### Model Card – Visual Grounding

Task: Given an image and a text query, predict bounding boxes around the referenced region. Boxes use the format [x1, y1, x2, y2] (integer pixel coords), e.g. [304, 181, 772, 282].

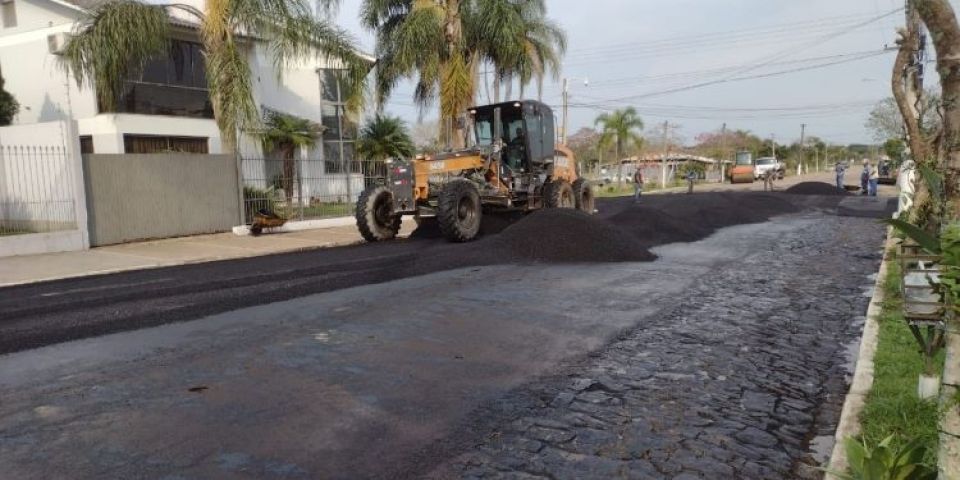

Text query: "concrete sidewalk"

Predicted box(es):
[0, 221, 415, 287]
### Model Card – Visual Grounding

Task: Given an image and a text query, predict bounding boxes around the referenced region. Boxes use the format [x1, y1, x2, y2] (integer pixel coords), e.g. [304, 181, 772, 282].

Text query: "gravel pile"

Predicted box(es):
[486, 209, 655, 263]
[785, 182, 848, 195]
[606, 193, 799, 247]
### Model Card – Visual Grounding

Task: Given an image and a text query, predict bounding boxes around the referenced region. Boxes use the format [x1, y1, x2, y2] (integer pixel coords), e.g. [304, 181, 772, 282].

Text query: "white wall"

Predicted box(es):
[77, 114, 223, 154]
[249, 44, 326, 124]
[0, 23, 98, 125]
[0, 0, 77, 36]
[0, 120, 80, 225]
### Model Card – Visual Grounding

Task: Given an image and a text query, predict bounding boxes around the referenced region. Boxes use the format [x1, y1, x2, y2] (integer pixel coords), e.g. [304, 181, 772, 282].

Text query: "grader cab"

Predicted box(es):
[356, 100, 595, 243]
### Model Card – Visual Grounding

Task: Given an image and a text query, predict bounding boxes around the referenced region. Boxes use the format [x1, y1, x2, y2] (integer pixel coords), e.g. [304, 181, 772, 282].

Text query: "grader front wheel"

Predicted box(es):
[355, 186, 402, 242]
[545, 180, 576, 209]
[572, 179, 595, 213]
[437, 179, 482, 242]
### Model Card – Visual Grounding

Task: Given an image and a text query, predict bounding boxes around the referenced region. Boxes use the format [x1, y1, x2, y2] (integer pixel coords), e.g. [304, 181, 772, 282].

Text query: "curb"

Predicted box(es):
[0, 237, 367, 289]
[232, 216, 355, 236]
[825, 226, 895, 478]
[940, 321, 960, 478]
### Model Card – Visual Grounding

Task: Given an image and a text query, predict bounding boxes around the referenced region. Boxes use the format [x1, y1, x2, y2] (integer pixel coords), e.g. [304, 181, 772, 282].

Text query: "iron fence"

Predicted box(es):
[0, 145, 78, 236]
[240, 156, 388, 223]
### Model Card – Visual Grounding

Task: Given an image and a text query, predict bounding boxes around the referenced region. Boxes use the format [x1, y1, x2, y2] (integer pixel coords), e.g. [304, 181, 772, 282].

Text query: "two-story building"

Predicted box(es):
[0, 0, 359, 162]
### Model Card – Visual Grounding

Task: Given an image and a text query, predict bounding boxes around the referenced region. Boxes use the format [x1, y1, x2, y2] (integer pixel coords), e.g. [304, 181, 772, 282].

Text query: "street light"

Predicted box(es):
[560, 77, 588, 144]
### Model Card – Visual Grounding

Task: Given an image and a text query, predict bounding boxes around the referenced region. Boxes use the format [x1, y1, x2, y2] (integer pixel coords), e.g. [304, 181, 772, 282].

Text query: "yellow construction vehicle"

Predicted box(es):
[355, 100, 594, 243]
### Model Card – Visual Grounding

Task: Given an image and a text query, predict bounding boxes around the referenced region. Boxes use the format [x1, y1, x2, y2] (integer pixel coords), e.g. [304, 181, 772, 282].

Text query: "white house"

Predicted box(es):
[0, 0, 362, 178]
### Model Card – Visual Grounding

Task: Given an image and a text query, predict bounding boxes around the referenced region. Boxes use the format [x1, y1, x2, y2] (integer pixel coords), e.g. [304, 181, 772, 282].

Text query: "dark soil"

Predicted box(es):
[0, 191, 840, 355]
[786, 181, 848, 195]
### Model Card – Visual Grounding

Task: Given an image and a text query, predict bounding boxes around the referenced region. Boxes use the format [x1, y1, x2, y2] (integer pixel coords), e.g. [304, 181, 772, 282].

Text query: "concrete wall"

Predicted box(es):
[83, 153, 239, 246]
[0, 119, 89, 257]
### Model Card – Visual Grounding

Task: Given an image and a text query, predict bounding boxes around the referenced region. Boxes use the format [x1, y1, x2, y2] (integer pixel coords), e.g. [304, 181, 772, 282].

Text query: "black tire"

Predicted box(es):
[544, 180, 575, 209]
[437, 179, 482, 242]
[572, 178, 595, 213]
[355, 186, 402, 242]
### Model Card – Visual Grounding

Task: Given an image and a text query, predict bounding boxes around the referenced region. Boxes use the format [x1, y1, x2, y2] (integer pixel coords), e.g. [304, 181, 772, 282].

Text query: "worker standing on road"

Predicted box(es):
[860, 160, 870, 195]
[633, 169, 644, 202]
[686, 169, 696, 194]
[763, 169, 775, 191]
[834, 161, 846, 190]
[868, 160, 879, 197]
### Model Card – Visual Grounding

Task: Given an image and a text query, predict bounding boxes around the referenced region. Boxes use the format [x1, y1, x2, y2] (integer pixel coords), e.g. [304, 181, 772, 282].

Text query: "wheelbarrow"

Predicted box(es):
[250, 209, 286, 235]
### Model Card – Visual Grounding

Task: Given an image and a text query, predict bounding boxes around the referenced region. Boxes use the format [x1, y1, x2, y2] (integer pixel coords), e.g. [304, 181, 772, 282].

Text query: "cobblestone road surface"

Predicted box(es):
[427, 214, 884, 480]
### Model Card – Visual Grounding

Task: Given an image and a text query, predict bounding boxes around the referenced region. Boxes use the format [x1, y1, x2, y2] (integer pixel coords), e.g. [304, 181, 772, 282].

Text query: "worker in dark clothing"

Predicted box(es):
[633, 169, 644, 201]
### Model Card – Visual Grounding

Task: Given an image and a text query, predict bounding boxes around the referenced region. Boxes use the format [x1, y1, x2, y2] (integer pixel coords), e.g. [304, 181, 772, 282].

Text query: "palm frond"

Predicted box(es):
[60, 0, 171, 112]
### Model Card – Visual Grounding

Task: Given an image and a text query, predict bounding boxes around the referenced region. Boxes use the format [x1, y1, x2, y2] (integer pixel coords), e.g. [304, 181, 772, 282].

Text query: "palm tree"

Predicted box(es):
[357, 114, 415, 161]
[474, 0, 565, 102]
[595, 107, 644, 187]
[361, 0, 563, 147]
[261, 111, 320, 205]
[61, 0, 368, 153]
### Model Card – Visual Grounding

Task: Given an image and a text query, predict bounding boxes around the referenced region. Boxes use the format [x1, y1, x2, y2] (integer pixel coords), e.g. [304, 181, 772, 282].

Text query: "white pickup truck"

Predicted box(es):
[754, 157, 785, 180]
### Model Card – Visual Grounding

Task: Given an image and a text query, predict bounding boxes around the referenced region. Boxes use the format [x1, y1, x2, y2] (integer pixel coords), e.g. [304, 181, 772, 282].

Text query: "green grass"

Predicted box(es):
[858, 254, 944, 467]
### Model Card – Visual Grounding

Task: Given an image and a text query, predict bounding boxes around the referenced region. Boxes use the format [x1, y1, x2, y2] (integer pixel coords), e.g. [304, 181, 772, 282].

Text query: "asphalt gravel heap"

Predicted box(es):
[488, 209, 656, 263]
[785, 181, 848, 196]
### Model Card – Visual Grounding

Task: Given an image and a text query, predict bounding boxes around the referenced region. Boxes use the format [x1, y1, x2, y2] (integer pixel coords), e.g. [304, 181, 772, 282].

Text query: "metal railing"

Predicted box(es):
[0, 145, 78, 236]
[240, 156, 388, 223]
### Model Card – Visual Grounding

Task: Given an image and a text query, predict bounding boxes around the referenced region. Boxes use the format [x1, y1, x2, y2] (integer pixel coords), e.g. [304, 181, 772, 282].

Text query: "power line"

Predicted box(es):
[567, 49, 893, 108]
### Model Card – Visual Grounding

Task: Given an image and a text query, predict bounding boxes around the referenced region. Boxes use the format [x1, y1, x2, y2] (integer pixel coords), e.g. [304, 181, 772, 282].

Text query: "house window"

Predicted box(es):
[104, 40, 213, 118]
[2, 0, 16, 29]
[319, 69, 358, 173]
[79, 136, 94, 154]
[123, 135, 208, 154]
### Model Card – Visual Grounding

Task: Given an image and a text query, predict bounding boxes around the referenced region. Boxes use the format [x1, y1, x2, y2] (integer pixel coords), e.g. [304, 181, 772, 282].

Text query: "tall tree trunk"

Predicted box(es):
[440, 0, 471, 149]
[893, 22, 933, 225]
[493, 71, 501, 103]
[505, 74, 513, 100]
[918, 0, 960, 219]
[616, 137, 623, 188]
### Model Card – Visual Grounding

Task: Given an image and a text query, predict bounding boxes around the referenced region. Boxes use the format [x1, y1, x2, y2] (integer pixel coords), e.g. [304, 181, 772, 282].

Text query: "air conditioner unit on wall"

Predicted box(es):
[47, 32, 69, 55]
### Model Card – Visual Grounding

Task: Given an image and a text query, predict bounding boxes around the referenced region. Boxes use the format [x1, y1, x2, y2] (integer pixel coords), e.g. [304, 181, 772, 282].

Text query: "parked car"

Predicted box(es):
[754, 157, 785, 180]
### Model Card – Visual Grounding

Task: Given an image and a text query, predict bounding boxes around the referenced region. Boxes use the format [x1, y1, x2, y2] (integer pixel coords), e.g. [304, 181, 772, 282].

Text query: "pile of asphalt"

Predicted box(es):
[785, 181, 848, 196]
[605, 193, 800, 247]
[487, 209, 655, 263]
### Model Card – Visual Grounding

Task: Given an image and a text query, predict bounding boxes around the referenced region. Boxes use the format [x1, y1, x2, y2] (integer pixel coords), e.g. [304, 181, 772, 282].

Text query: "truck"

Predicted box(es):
[753, 157, 785, 180]
[355, 100, 594, 243]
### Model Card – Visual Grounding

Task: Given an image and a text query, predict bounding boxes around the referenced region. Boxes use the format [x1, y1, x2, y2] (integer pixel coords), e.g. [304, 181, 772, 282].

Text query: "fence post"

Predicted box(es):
[296, 147, 304, 221]
[64, 120, 90, 249]
[234, 150, 245, 225]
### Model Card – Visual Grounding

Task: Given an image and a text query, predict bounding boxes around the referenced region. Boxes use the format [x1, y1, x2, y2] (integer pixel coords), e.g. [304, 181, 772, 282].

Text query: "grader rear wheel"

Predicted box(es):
[545, 180, 575, 209]
[355, 186, 402, 242]
[572, 179, 595, 213]
[437, 179, 482, 242]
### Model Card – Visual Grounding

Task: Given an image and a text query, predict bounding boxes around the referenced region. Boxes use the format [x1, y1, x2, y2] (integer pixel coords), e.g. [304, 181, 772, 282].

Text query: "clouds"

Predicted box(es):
[336, 0, 956, 145]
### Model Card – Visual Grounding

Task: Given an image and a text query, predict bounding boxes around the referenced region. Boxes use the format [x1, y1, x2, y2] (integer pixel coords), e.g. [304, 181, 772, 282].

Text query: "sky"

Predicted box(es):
[331, 0, 956, 146]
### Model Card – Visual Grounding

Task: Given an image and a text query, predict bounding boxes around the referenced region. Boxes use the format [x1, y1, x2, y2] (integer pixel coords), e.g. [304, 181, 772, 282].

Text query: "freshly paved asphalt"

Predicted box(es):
[0, 189, 894, 479]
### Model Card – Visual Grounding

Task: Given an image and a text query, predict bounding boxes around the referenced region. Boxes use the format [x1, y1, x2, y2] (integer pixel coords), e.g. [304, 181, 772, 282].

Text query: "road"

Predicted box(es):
[0, 184, 892, 479]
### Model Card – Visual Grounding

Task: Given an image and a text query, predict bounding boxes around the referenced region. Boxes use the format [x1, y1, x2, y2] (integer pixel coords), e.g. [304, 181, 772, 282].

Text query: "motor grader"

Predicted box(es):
[355, 100, 595, 243]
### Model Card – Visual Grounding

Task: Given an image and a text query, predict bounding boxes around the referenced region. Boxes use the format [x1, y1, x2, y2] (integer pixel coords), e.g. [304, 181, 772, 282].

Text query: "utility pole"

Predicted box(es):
[799, 123, 806, 175]
[719, 122, 727, 183]
[660, 121, 669, 188]
[771, 135, 777, 158]
[561, 78, 569, 144]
